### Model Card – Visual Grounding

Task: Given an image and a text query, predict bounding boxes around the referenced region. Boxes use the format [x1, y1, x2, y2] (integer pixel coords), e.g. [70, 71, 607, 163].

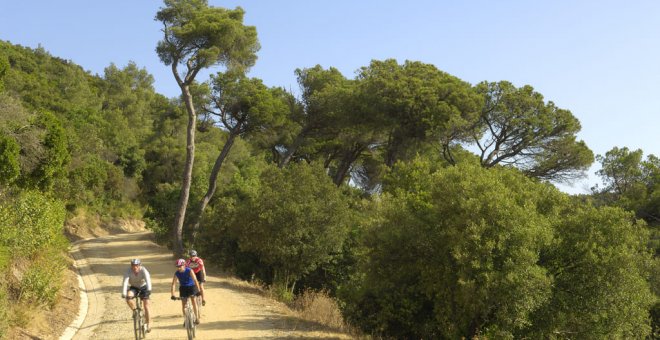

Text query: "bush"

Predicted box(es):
[293, 289, 346, 330]
[268, 282, 294, 304]
[0, 134, 20, 185]
[0, 280, 8, 339]
[0, 190, 67, 256]
[341, 161, 559, 338]
[143, 184, 180, 245]
[0, 189, 68, 334]
[18, 250, 65, 307]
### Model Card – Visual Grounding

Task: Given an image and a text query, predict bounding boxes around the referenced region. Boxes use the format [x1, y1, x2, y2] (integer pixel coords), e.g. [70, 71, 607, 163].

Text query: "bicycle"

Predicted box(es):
[174, 296, 196, 339]
[129, 295, 147, 339]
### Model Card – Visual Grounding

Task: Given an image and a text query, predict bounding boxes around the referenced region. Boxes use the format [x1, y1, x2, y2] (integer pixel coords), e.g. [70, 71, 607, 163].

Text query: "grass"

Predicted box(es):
[219, 274, 359, 336]
[291, 289, 346, 330]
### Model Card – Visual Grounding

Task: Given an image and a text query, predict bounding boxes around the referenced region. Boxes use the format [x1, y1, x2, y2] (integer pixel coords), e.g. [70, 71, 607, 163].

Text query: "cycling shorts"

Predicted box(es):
[128, 286, 151, 300]
[194, 271, 205, 283]
[179, 285, 199, 298]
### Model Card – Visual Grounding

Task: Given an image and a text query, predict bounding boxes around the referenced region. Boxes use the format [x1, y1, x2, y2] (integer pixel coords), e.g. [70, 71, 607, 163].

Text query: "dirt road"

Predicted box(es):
[67, 231, 350, 339]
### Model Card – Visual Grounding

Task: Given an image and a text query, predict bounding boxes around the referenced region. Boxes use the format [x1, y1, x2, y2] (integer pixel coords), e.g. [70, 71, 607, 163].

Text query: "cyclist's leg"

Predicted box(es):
[126, 287, 138, 311]
[179, 286, 189, 317]
[191, 296, 199, 324]
[190, 285, 200, 323]
[195, 271, 206, 302]
[140, 288, 151, 331]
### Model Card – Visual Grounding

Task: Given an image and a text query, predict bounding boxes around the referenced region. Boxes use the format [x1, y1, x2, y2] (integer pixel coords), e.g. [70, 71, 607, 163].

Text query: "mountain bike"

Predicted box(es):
[129, 295, 147, 339]
[174, 296, 196, 339]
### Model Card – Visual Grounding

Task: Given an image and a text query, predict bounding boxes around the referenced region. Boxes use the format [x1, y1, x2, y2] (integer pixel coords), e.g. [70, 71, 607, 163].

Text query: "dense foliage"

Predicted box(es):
[340, 160, 654, 338]
[0, 189, 67, 335]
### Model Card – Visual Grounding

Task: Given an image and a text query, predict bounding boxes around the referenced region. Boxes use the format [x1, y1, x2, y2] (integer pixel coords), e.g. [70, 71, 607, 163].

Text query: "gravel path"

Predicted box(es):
[67, 231, 350, 339]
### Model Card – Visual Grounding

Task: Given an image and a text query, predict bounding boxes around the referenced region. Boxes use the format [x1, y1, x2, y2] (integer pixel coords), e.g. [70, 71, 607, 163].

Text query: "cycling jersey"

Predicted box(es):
[185, 257, 205, 274]
[175, 267, 195, 287]
[122, 266, 152, 296]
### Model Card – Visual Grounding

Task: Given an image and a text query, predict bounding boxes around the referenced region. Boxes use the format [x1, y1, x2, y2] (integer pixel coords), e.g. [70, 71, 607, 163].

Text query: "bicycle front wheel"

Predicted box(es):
[139, 310, 146, 339]
[133, 309, 142, 340]
[186, 312, 194, 339]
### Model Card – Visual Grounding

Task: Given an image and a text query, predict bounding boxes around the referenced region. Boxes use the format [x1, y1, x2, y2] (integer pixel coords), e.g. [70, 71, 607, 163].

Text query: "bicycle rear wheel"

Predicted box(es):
[196, 294, 203, 317]
[192, 314, 196, 338]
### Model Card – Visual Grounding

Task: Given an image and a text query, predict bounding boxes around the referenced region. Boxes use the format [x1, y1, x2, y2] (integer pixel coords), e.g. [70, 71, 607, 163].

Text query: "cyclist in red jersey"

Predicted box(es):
[185, 250, 207, 305]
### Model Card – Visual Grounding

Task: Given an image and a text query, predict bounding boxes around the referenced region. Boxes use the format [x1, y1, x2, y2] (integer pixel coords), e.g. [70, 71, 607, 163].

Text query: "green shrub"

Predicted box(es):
[18, 251, 65, 307]
[0, 190, 66, 256]
[269, 282, 294, 304]
[343, 162, 558, 338]
[0, 134, 20, 185]
[0, 275, 8, 338]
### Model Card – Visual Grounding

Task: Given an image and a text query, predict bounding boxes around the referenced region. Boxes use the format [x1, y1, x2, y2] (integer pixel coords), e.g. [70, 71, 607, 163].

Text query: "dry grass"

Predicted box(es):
[4, 260, 81, 340]
[205, 273, 358, 337]
[292, 289, 347, 330]
[220, 275, 359, 337]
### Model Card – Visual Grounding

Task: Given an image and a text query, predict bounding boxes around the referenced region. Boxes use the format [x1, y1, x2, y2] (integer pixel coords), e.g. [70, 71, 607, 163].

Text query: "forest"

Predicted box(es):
[0, 0, 659, 338]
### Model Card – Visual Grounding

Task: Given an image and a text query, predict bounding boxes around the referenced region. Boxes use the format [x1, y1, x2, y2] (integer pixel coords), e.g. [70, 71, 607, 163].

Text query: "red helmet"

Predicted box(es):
[175, 259, 186, 267]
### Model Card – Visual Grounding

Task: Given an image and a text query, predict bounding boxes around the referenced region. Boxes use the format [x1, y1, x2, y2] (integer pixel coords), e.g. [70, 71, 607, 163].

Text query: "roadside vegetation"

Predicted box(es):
[1, 0, 658, 337]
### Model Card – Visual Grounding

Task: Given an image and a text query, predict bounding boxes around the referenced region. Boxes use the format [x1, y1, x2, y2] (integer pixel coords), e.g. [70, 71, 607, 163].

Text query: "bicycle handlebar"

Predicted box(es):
[172, 294, 200, 301]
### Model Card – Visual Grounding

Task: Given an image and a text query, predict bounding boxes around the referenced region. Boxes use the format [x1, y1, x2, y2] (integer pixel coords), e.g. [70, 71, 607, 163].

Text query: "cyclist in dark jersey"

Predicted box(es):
[170, 258, 202, 324]
[185, 250, 207, 305]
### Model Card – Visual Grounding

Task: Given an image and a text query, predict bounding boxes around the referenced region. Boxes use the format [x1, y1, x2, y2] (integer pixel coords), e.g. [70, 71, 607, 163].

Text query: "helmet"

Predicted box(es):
[130, 259, 141, 265]
[175, 259, 186, 267]
[189, 250, 198, 257]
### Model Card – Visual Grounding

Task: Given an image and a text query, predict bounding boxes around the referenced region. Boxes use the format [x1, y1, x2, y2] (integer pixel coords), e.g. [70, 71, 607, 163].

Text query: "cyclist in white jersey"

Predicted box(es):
[121, 258, 152, 333]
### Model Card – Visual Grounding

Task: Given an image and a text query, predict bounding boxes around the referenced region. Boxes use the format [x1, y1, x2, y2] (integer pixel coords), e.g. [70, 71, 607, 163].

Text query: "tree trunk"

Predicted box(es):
[172, 83, 196, 258]
[278, 129, 307, 168]
[190, 131, 238, 246]
[384, 131, 399, 168]
[332, 144, 365, 186]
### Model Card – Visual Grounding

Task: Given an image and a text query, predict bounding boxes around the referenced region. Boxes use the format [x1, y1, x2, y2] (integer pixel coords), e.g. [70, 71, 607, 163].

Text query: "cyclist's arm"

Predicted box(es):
[170, 274, 177, 297]
[121, 272, 129, 296]
[200, 259, 207, 281]
[143, 268, 152, 291]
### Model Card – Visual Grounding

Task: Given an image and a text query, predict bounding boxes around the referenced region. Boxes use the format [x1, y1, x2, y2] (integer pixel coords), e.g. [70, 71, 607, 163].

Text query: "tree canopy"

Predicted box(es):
[471, 81, 594, 182]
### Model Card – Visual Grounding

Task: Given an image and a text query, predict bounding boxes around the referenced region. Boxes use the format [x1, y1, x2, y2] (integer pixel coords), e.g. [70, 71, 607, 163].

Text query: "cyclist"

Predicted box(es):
[185, 249, 207, 306]
[121, 258, 152, 333]
[171, 258, 202, 325]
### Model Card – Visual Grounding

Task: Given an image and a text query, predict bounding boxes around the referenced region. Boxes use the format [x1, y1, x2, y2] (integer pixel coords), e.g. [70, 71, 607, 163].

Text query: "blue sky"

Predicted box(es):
[2, 1, 659, 194]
